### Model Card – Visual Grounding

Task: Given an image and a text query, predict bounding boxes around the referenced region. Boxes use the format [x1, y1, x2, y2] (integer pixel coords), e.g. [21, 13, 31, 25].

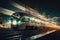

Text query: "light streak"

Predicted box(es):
[0, 24, 3, 28]
[9, 1, 57, 25]
[0, 7, 15, 15]
[9, 2, 27, 11]
[26, 30, 56, 40]
[9, 1, 60, 30]
[9, 2, 48, 20]
[43, 22, 60, 30]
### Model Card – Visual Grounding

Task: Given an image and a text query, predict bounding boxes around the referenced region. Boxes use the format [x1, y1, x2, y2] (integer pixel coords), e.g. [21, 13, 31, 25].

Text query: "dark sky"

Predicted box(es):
[0, 0, 60, 18]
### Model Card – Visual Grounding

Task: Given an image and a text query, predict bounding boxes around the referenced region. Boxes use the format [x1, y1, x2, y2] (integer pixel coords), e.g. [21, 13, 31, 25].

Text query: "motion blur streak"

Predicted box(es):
[27, 30, 56, 40]
[9, 1, 60, 30]
[9, 1, 57, 24]
[43, 22, 60, 30]
[9, 2, 27, 12]
[0, 24, 3, 28]
[9, 2, 50, 21]
[0, 7, 15, 15]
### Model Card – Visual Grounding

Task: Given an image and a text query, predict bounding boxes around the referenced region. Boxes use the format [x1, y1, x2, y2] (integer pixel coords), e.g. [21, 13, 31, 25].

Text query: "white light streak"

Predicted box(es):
[0, 7, 15, 15]
[30, 17, 45, 23]
[9, 2, 57, 24]
[9, 2, 44, 18]
[27, 30, 56, 40]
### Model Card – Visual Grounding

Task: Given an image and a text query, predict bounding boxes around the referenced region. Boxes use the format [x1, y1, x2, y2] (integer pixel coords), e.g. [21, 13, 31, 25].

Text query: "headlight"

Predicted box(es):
[12, 20, 17, 25]
[18, 21, 21, 25]
[8, 20, 11, 24]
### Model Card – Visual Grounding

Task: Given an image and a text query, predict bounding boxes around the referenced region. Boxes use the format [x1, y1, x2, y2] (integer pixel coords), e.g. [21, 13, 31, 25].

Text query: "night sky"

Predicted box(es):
[0, 0, 60, 18]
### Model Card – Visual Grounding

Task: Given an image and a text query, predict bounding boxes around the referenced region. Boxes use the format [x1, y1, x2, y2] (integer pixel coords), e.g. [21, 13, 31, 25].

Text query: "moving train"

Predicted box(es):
[0, 12, 41, 30]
